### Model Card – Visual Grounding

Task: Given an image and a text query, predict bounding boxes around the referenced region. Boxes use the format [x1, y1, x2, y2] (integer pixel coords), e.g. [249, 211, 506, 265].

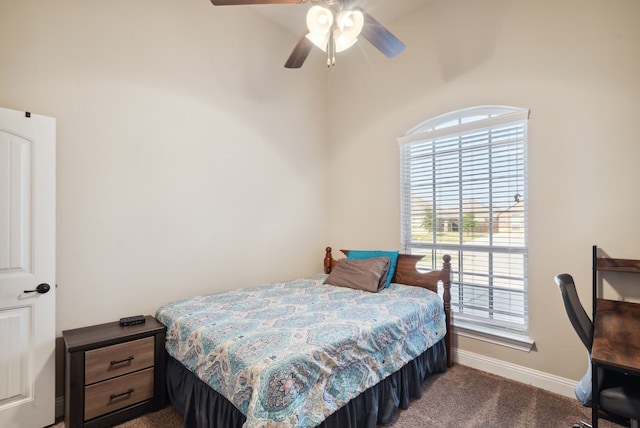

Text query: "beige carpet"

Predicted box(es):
[52, 364, 626, 428]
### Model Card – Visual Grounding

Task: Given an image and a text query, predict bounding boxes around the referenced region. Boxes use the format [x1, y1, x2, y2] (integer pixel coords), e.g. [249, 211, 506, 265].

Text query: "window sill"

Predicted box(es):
[454, 320, 535, 352]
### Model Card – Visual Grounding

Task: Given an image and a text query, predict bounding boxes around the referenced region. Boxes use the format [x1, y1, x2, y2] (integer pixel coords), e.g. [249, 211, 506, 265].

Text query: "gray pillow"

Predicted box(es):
[324, 257, 390, 293]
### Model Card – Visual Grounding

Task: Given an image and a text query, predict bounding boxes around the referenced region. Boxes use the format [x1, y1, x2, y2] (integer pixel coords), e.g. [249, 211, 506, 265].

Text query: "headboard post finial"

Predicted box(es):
[324, 247, 333, 274]
[441, 254, 452, 303]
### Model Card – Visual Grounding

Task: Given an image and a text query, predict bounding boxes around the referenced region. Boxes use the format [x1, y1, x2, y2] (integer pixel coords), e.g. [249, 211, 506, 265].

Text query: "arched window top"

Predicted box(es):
[401, 105, 529, 142]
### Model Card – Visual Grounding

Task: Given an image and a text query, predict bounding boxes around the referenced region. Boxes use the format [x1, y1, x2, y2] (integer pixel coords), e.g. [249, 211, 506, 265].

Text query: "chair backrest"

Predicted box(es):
[555, 273, 593, 351]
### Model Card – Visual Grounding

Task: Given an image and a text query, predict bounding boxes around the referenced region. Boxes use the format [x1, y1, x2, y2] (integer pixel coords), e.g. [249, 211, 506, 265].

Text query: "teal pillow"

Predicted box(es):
[347, 250, 399, 288]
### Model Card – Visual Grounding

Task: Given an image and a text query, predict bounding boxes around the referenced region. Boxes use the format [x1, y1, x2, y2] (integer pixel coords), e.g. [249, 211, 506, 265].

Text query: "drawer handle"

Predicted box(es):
[110, 355, 135, 366]
[110, 388, 134, 400]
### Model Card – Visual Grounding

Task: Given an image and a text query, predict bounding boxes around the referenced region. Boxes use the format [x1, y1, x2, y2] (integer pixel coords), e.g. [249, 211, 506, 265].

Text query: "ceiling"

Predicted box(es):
[249, 0, 427, 35]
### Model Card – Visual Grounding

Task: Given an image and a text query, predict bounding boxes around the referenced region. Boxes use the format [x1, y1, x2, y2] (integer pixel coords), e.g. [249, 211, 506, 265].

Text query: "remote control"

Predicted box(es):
[119, 315, 146, 326]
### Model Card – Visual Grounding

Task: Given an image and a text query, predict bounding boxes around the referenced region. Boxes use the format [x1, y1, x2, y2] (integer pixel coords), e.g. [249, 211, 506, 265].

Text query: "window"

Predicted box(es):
[398, 106, 530, 344]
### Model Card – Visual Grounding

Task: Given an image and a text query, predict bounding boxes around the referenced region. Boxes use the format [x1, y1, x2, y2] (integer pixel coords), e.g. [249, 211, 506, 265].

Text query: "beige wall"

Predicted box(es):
[1, 0, 330, 399]
[1, 0, 330, 331]
[326, 0, 640, 381]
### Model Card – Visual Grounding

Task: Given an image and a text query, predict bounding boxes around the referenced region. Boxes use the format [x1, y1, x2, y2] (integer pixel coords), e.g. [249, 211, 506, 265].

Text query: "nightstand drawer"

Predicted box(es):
[84, 367, 154, 421]
[85, 336, 155, 384]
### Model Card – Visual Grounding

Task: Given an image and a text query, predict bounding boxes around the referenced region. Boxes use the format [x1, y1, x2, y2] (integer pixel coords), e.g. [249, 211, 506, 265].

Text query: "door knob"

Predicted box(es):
[24, 283, 51, 294]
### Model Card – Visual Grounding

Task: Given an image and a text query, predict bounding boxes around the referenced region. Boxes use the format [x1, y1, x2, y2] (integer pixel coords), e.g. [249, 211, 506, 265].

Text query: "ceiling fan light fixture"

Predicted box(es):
[305, 7, 364, 54]
[334, 10, 363, 52]
[333, 32, 358, 53]
[305, 32, 330, 52]
[336, 10, 364, 37]
[306, 6, 333, 37]
[305, 5, 334, 52]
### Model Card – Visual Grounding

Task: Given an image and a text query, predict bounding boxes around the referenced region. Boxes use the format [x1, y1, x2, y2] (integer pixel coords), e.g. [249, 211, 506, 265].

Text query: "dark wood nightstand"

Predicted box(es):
[62, 316, 166, 428]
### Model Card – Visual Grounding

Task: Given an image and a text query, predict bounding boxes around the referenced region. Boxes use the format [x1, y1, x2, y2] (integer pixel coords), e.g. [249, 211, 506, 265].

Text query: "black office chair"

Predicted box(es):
[555, 273, 640, 428]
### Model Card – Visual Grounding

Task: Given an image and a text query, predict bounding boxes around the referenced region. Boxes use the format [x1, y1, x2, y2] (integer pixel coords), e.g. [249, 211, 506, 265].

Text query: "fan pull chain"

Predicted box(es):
[327, 31, 336, 67]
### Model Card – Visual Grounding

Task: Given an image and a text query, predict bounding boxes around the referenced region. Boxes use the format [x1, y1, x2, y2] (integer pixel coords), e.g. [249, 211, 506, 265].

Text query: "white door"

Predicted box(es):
[0, 107, 56, 428]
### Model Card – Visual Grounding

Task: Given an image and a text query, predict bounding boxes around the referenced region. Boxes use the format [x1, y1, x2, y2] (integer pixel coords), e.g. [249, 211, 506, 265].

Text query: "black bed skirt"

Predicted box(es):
[166, 338, 447, 428]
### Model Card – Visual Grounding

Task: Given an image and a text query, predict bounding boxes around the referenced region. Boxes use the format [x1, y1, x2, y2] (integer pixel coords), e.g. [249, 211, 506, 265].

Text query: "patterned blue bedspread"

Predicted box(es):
[155, 274, 446, 428]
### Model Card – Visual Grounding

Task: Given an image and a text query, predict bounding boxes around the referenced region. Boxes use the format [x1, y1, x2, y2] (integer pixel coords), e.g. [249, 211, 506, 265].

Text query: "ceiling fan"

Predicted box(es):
[209, 0, 406, 68]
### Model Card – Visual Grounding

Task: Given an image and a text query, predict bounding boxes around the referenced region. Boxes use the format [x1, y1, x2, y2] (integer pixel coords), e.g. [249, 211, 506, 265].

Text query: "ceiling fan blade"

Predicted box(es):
[210, 0, 301, 5]
[355, 7, 406, 58]
[285, 35, 314, 69]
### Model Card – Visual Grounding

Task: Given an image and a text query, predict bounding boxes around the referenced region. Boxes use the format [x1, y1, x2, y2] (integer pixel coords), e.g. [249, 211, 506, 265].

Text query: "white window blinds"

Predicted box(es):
[399, 106, 529, 334]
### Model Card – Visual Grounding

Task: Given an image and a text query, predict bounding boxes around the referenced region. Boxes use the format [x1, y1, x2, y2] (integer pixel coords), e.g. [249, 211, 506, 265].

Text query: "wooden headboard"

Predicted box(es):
[323, 247, 453, 367]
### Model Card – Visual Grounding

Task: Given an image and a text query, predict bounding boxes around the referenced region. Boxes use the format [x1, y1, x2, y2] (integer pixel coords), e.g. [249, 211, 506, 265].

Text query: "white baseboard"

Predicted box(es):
[454, 348, 577, 399]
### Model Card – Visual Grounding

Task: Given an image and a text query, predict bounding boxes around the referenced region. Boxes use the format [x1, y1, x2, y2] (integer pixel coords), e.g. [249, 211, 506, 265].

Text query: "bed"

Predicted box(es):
[155, 247, 452, 428]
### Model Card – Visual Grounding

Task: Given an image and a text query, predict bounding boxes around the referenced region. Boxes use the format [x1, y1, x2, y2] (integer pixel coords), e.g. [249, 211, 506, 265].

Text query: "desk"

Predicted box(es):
[591, 298, 640, 428]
